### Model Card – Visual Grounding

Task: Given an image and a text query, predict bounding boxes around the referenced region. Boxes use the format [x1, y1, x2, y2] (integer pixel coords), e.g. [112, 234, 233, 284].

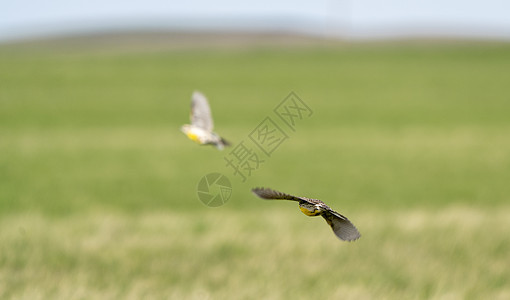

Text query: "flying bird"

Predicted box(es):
[251, 187, 361, 241]
[181, 91, 230, 150]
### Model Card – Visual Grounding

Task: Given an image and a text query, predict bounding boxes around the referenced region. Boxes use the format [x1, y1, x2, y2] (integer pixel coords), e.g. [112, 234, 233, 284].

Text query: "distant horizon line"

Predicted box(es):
[2, 16, 510, 44]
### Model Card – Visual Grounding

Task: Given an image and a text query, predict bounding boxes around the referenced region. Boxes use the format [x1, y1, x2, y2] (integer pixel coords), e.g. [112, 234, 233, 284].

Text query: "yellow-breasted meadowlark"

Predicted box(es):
[252, 187, 361, 241]
[181, 91, 230, 150]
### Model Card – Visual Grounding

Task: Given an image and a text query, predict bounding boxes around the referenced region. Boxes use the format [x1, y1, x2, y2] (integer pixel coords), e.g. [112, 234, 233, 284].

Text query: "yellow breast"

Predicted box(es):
[299, 206, 321, 216]
[186, 132, 201, 144]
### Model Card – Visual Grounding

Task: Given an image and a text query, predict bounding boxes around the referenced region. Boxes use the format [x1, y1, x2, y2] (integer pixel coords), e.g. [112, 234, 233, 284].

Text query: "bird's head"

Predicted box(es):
[180, 124, 191, 134]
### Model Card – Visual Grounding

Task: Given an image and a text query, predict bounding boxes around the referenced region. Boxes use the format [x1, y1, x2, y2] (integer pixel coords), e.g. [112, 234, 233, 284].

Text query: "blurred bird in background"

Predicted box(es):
[181, 91, 230, 150]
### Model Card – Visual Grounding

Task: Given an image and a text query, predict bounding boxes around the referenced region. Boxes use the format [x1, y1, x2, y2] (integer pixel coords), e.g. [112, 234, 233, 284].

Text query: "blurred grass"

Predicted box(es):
[1, 39, 510, 299]
[1, 208, 509, 299]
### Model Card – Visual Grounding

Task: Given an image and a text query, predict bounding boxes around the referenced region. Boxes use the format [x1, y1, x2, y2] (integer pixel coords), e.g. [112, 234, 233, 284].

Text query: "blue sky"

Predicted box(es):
[1, 0, 510, 41]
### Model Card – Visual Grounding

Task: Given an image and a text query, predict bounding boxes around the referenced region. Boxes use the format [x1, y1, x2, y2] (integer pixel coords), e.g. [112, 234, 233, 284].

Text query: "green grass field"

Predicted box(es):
[1, 37, 510, 299]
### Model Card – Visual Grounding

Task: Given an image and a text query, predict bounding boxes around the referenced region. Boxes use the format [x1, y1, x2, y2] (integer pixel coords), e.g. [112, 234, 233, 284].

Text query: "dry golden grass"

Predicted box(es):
[1, 206, 509, 299]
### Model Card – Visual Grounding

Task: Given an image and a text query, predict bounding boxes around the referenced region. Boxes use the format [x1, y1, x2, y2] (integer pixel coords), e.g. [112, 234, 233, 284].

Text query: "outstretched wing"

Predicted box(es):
[322, 209, 361, 241]
[190, 91, 213, 131]
[251, 187, 304, 202]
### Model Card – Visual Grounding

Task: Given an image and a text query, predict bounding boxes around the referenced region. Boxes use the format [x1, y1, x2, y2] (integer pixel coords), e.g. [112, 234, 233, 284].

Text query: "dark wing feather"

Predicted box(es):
[322, 209, 361, 241]
[251, 187, 303, 202]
